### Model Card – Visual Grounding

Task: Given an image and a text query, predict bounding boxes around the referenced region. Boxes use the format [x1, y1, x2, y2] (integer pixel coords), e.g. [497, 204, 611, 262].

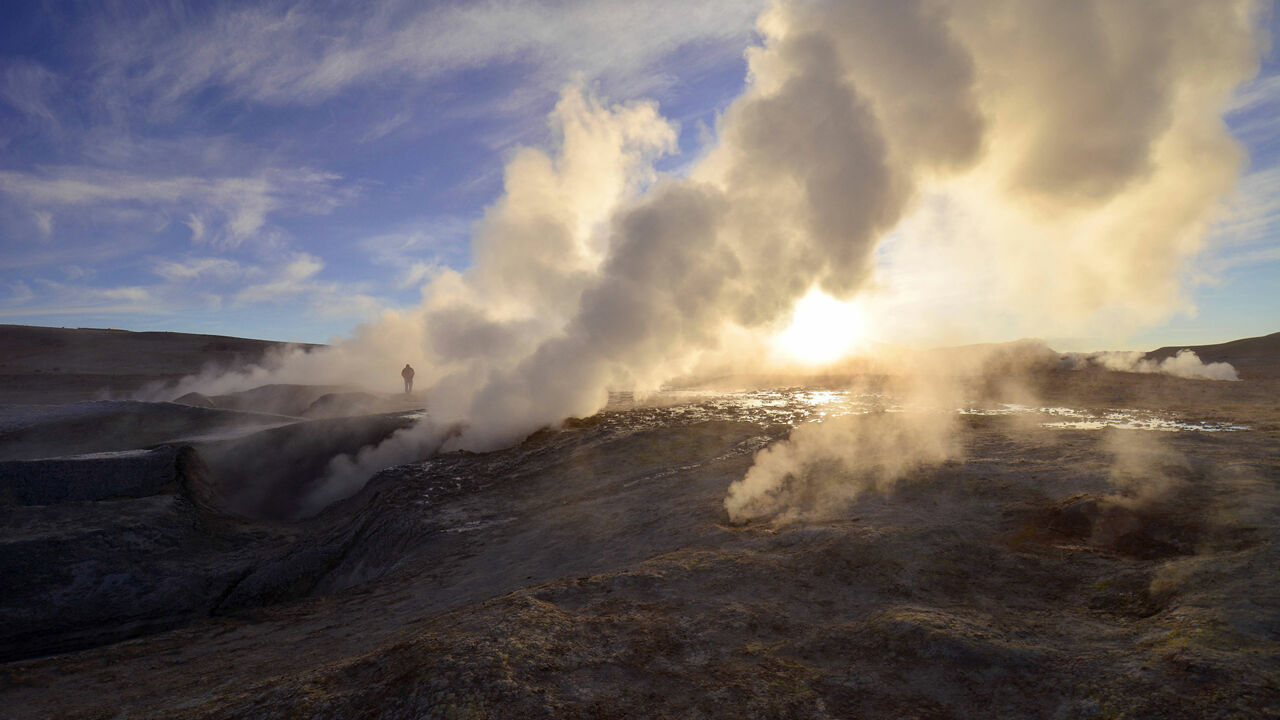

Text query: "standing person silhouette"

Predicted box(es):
[401, 363, 415, 394]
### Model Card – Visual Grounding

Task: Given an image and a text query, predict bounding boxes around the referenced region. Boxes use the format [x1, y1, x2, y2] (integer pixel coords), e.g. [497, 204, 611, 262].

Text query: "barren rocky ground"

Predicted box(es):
[1, 327, 1277, 719]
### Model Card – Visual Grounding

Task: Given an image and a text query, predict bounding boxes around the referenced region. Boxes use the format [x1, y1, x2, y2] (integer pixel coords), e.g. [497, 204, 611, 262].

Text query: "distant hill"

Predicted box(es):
[1147, 331, 1280, 380]
[0, 325, 324, 403]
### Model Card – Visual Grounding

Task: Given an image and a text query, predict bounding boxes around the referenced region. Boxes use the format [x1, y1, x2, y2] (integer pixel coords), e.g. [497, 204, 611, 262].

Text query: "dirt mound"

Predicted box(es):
[172, 391, 216, 408]
[302, 391, 421, 418]
[209, 383, 355, 417]
[196, 412, 419, 521]
[0, 401, 296, 461]
[1023, 493, 1205, 559]
[0, 454, 283, 662]
[0, 446, 188, 505]
[0, 414, 421, 661]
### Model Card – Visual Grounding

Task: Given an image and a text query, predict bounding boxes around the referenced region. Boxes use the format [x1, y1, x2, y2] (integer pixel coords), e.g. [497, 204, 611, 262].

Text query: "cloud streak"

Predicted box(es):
[86, 1, 764, 112]
[0, 167, 351, 248]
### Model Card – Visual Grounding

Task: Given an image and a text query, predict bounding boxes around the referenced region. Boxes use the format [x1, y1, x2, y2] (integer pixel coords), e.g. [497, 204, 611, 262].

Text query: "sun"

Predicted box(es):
[772, 288, 869, 366]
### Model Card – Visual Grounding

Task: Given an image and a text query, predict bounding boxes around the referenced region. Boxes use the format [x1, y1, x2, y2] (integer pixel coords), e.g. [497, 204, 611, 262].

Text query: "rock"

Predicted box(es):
[303, 391, 386, 418]
[302, 391, 422, 419]
[0, 488, 266, 662]
[173, 391, 216, 408]
[210, 384, 354, 418]
[0, 446, 184, 505]
[0, 400, 297, 461]
[196, 412, 420, 521]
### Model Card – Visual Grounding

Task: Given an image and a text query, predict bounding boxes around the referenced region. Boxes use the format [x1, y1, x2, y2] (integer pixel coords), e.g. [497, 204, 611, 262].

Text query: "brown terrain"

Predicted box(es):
[0, 325, 1277, 719]
[0, 324, 324, 404]
[1147, 331, 1280, 381]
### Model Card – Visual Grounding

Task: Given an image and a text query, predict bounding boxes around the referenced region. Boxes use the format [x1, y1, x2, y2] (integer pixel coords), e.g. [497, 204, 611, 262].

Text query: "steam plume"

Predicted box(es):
[167, 0, 1263, 514]
[725, 404, 961, 525]
[1070, 349, 1240, 381]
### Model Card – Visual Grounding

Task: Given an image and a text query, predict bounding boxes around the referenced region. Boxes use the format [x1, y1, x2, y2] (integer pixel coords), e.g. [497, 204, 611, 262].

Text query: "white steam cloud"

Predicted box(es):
[1071, 349, 1240, 381]
[166, 0, 1264, 515]
[725, 406, 960, 525]
[1104, 429, 1191, 508]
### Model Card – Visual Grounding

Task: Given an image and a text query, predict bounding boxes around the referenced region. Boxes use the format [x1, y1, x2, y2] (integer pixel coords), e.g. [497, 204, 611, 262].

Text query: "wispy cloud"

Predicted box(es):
[1226, 71, 1280, 115]
[1226, 69, 1280, 153]
[0, 279, 161, 317]
[31, 210, 52, 237]
[4, 281, 34, 306]
[396, 261, 445, 291]
[0, 0, 762, 341]
[1211, 165, 1280, 246]
[150, 256, 244, 283]
[359, 110, 412, 144]
[90, 1, 763, 114]
[310, 291, 386, 320]
[231, 254, 390, 321]
[359, 217, 472, 272]
[0, 166, 354, 247]
[3, 251, 391, 327]
[0, 304, 166, 318]
[0, 60, 59, 124]
[233, 253, 325, 304]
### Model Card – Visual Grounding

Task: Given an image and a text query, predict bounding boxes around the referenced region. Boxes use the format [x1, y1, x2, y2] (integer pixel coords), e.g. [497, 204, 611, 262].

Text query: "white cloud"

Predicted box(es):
[359, 218, 473, 271]
[4, 281, 34, 306]
[90, 0, 764, 113]
[233, 253, 325, 304]
[32, 210, 52, 237]
[184, 214, 206, 243]
[1, 279, 162, 317]
[311, 292, 386, 320]
[1203, 164, 1280, 276]
[1226, 70, 1280, 115]
[1213, 165, 1280, 241]
[0, 250, 397, 327]
[150, 257, 244, 283]
[397, 261, 444, 290]
[0, 304, 164, 318]
[358, 110, 412, 143]
[0, 60, 59, 124]
[0, 167, 352, 248]
[98, 286, 152, 303]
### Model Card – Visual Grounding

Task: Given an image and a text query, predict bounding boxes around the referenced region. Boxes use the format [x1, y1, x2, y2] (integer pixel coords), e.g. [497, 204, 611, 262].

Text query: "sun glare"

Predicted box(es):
[772, 288, 869, 366]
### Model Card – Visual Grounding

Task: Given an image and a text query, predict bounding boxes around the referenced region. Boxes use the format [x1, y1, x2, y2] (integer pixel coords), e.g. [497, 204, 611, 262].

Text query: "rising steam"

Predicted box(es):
[724, 405, 961, 525]
[165, 0, 1264, 516]
[1069, 349, 1240, 381]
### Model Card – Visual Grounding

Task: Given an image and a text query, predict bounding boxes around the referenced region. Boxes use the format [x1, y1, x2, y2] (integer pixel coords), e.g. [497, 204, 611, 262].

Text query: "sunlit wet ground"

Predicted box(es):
[603, 388, 1248, 432]
[977, 403, 1249, 432]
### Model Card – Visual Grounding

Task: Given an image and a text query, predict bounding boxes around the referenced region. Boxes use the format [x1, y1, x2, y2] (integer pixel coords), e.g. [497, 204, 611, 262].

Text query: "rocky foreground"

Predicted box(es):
[0, 327, 1278, 718]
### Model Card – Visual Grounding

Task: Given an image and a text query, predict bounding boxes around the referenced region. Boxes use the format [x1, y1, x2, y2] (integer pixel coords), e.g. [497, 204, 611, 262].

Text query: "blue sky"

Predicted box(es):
[0, 1, 1277, 350]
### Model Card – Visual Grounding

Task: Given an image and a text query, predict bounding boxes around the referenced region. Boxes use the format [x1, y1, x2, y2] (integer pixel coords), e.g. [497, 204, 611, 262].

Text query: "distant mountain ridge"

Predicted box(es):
[0, 325, 325, 403]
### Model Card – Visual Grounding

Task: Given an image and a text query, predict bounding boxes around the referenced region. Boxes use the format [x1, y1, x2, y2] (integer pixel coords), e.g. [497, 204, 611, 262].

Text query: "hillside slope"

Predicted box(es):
[0, 325, 323, 403]
[1147, 331, 1280, 380]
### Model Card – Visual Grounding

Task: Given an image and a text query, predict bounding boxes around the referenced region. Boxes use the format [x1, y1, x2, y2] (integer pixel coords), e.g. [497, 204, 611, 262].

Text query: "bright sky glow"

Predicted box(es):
[773, 288, 870, 366]
[0, 2, 1277, 350]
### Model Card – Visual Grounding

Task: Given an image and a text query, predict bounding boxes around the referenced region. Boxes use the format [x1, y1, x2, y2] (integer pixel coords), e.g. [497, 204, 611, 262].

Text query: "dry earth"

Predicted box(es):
[0, 324, 322, 404]
[1, 326, 1277, 719]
